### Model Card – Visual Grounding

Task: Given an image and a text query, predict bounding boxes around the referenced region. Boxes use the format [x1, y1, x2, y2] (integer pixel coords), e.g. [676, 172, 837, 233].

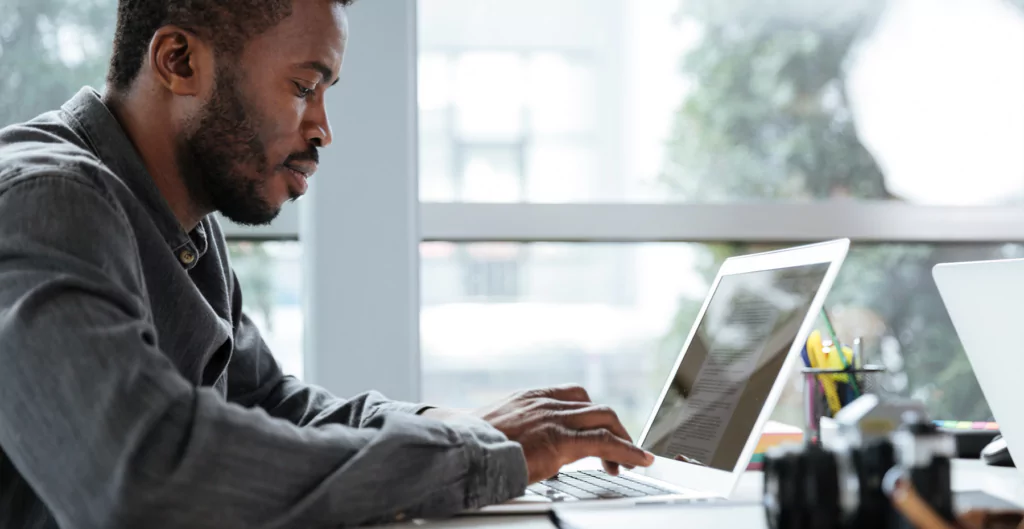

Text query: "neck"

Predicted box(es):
[103, 88, 208, 232]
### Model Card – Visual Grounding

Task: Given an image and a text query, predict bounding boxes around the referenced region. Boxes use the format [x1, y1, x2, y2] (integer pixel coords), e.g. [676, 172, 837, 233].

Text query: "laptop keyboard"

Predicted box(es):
[525, 470, 679, 501]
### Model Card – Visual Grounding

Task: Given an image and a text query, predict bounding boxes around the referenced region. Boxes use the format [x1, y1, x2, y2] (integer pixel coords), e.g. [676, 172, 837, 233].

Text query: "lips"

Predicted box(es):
[282, 162, 314, 196]
[283, 161, 317, 178]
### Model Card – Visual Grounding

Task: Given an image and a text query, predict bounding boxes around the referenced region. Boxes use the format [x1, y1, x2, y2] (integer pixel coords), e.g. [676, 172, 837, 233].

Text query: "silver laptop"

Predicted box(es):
[934, 259, 1024, 481]
[481, 239, 850, 513]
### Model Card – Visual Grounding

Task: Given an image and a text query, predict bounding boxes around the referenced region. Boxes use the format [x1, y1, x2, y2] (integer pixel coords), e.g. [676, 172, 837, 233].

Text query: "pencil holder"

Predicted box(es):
[801, 364, 886, 444]
[800, 324, 890, 444]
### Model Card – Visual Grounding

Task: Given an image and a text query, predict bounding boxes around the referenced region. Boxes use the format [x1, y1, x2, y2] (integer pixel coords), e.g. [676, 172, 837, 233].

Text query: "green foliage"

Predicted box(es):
[660, 0, 1011, 419]
[0, 0, 115, 126]
[663, 0, 890, 201]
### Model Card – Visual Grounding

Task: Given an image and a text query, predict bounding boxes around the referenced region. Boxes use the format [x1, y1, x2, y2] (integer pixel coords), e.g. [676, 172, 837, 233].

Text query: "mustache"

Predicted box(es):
[284, 147, 319, 166]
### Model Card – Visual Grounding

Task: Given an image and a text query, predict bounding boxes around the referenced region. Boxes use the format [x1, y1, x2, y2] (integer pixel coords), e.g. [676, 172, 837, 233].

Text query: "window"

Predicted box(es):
[1, 1, 304, 378]
[228, 242, 305, 379]
[419, 0, 1024, 431]
[419, 50, 597, 202]
[460, 244, 523, 299]
[420, 0, 1024, 204]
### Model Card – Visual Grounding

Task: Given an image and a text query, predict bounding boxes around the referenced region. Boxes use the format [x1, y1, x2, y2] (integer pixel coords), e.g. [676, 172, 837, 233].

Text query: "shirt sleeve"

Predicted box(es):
[0, 172, 528, 529]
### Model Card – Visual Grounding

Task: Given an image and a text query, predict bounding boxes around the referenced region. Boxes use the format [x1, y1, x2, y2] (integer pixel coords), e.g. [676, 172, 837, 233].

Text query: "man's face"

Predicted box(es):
[178, 0, 347, 226]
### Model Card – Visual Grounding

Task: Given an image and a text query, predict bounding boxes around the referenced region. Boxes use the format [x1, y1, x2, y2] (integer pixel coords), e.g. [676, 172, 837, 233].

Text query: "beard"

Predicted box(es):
[176, 65, 287, 227]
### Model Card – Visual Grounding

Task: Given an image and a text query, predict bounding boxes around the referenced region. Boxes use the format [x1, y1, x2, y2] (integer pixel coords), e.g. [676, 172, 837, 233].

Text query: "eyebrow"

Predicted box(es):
[298, 61, 340, 87]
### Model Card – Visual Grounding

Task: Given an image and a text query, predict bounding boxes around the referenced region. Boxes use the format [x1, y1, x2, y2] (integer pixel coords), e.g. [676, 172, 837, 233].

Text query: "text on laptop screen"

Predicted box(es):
[641, 263, 830, 471]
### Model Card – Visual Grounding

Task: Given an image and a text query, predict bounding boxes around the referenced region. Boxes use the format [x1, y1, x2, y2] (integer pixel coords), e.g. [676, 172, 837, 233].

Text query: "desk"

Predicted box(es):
[386, 460, 1023, 529]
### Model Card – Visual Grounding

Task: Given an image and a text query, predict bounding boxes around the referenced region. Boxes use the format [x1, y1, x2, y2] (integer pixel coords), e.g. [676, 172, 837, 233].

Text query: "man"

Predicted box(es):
[0, 0, 654, 528]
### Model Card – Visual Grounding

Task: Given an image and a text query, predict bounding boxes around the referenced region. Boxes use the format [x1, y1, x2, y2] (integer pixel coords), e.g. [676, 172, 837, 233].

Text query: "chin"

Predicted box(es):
[221, 211, 280, 227]
[217, 199, 281, 227]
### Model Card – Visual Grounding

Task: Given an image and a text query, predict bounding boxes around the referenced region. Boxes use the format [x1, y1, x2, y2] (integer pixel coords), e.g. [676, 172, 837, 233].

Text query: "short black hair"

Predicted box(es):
[107, 0, 354, 93]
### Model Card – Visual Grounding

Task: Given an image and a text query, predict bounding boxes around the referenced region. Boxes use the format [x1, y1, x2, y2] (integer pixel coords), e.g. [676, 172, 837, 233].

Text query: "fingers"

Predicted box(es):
[556, 405, 639, 476]
[572, 429, 655, 469]
[600, 460, 635, 475]
[557, 405, 634, 444]
[534, 384, 592, 403]
[532, 399, 592, 412]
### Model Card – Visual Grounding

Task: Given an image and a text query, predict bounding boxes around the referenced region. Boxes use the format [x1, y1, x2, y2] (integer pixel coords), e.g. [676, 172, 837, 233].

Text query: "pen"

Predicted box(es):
[853, 337, 863, 391]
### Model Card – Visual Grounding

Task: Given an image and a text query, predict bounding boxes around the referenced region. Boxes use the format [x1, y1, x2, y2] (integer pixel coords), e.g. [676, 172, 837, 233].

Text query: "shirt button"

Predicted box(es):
[179, 249, 196, 265]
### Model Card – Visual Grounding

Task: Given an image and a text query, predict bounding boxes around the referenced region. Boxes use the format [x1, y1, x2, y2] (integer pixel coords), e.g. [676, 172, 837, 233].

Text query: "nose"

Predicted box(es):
[304, 99, 333, 148]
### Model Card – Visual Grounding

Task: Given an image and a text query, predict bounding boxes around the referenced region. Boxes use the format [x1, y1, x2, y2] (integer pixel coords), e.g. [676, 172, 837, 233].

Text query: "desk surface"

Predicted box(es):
[388, 460, 1023, 529]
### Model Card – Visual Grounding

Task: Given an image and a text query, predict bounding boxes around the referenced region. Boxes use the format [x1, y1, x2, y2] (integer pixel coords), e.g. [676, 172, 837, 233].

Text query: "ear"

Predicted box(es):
[148, 26, 213, 97]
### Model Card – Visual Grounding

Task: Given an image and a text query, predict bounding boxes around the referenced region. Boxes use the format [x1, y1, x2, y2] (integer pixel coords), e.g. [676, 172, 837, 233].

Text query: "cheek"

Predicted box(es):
[259, 104, 305, 149]
[266, 89, 306, 132]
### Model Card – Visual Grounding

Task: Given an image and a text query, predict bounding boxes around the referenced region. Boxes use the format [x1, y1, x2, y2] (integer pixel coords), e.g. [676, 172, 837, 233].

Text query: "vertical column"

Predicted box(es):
[301, 0, 421, 401]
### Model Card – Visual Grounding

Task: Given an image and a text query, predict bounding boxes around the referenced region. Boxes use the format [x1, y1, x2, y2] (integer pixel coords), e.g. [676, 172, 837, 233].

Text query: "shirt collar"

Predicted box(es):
[60, 87, 209, 270]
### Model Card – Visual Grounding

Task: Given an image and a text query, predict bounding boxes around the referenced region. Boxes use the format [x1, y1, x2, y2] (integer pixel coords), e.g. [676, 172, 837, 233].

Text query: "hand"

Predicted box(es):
[472, 385, 655, 483]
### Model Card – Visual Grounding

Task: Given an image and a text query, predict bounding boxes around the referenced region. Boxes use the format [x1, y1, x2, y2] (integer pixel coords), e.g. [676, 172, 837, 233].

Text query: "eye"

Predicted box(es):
[293, 81, 316, 100]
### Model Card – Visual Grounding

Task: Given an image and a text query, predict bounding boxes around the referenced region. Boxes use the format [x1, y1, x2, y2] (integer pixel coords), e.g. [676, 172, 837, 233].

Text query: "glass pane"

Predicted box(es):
[419, 52, 452, 112]
[421, 242, 1010, 437]
[228, 241, 305, 379]
[526, 143, 597, 202]
[420, 136, 455, 201]
[459, 144, 523, 202]
[0, 0, 117, 125]
[419, 0, 1024, 204]
[453, 52, 526, 140]
[526, 53, 595, 136]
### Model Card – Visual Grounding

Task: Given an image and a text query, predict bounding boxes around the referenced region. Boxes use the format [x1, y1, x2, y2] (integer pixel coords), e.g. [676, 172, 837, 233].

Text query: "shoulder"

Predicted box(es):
[0, 154, 144, 294]
[0, 110, 129, 222]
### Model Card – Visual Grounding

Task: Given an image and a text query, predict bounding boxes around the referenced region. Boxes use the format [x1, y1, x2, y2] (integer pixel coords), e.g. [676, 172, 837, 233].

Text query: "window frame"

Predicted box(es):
[420, 202, 1024, 243]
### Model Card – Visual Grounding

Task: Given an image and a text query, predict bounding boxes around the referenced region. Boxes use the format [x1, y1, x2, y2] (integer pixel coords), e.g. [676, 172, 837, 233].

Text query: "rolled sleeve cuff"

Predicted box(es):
[375, 401, 435, 416]
[448, 416, 529, 509]
[367, 402, 529, 509]
[462, 435, 528, 508]
[361, 398, 436, 425]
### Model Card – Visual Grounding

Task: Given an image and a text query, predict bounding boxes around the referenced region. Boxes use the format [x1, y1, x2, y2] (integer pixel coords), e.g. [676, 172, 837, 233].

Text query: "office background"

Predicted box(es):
[4, 0, 1024, 436]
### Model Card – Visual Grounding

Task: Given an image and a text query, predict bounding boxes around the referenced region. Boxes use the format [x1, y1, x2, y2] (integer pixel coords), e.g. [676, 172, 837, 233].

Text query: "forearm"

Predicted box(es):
[2, 327, 527, 528]
[125, 388, 528, 527]
[246, 373, 435, 428]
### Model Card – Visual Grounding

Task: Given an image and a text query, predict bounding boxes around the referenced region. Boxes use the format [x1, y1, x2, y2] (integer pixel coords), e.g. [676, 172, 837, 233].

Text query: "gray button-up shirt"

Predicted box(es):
[0, 88, 527, 529]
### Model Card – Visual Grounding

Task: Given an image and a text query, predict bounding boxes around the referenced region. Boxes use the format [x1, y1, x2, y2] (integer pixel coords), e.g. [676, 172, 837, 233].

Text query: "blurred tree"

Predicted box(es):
[662, 0, 891, 201]
[0, 0, 114, 126]
[1, 1, 278, 332]
[658, 0, 1023, 419]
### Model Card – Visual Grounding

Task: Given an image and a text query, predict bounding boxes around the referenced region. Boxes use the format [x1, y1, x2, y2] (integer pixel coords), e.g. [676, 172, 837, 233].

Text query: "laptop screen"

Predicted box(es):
[640, 262, 831, 471]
